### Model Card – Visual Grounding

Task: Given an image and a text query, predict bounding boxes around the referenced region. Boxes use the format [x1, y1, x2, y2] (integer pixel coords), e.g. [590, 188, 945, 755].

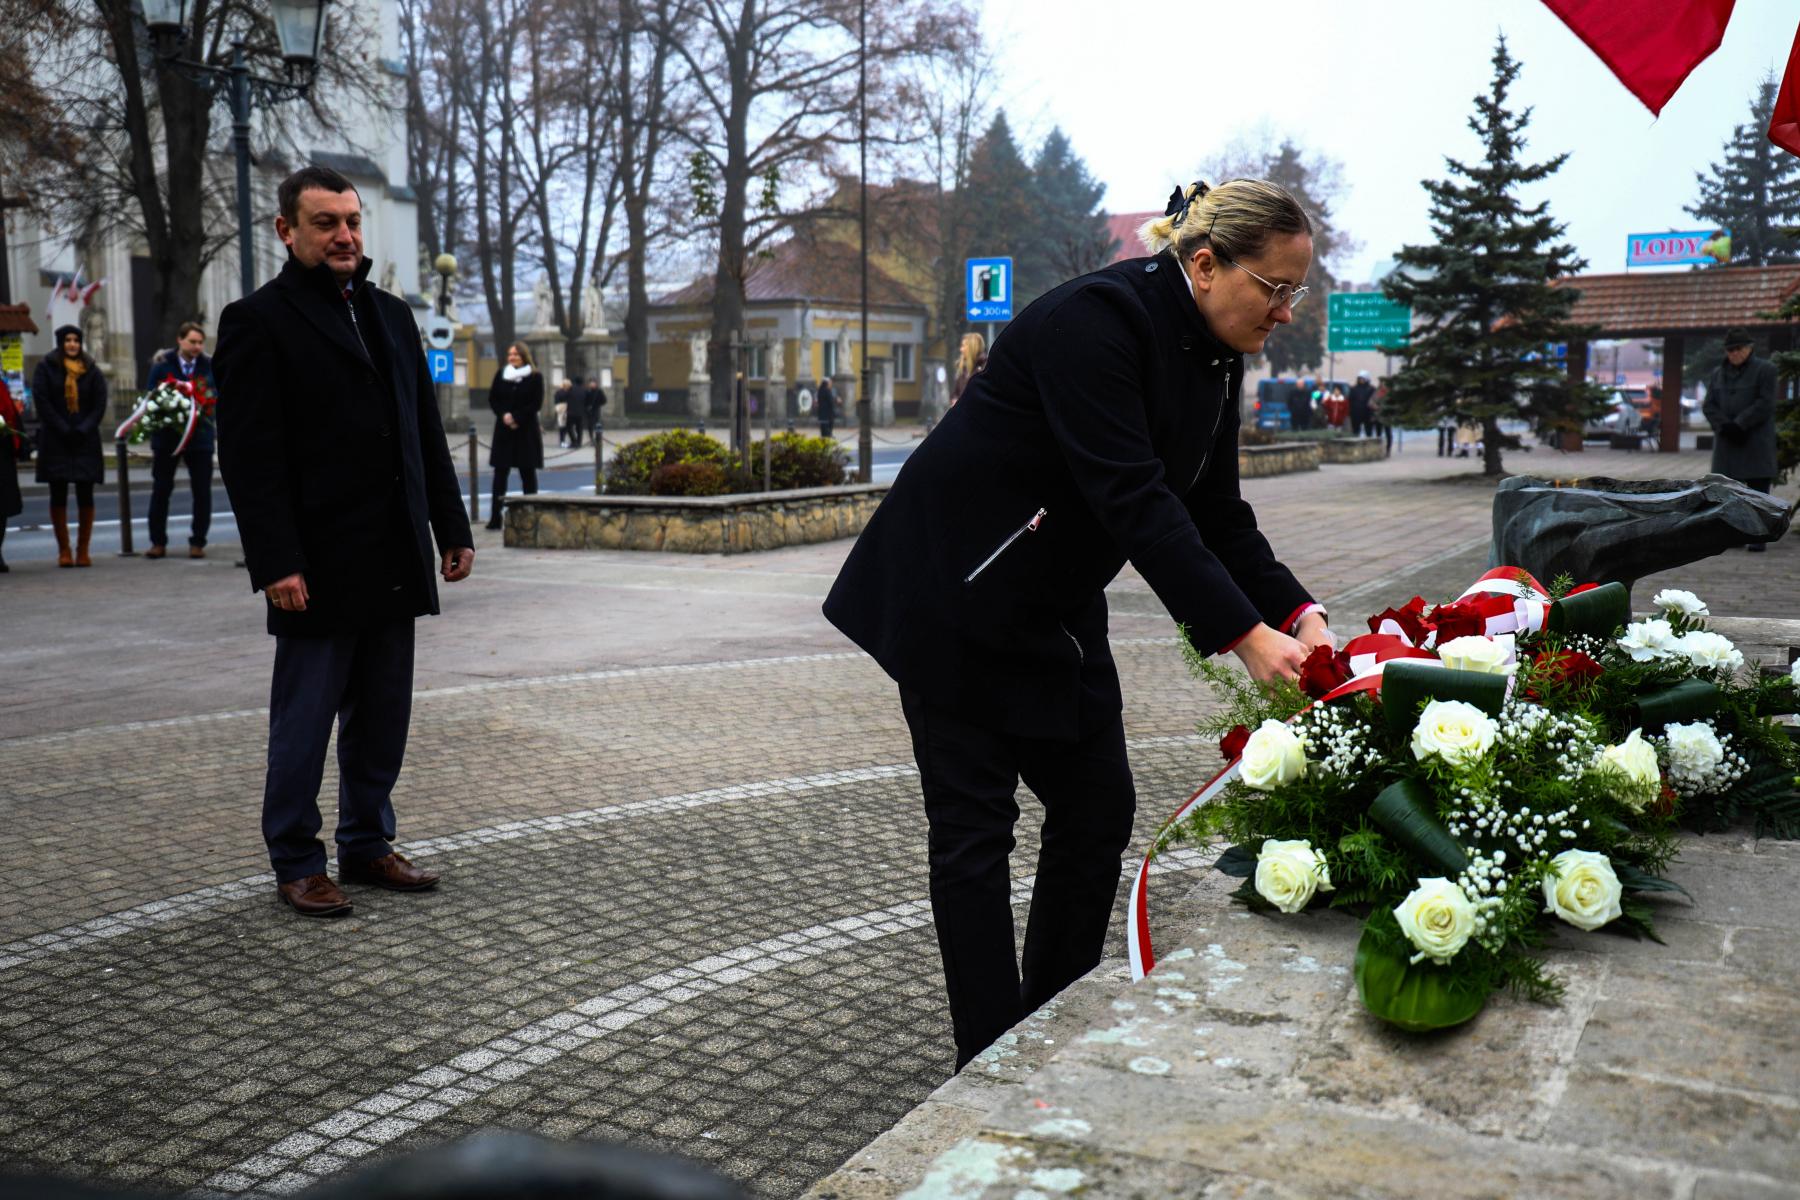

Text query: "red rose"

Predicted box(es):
[1428, 599, 1487, 643]
[1652, 782, 1678, 819]
[1525, 649, 1603, 699]
[1219, 724, 1250, 761]
[1566, 582, 1600, 596]
[1368, 596, 1429, 644]
[1298, 643, 1352, 700]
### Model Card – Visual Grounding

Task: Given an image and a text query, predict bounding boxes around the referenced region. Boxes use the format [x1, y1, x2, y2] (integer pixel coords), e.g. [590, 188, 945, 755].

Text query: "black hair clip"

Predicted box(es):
[1165, 180, 1209, 228]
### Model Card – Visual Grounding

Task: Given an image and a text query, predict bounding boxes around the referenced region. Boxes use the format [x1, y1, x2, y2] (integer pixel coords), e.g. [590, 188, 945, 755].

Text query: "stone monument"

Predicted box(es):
[832, 325, 855, 413]
[522, 276, 565, 384]
[687, 331, 711, 419]
[763, 332, 787, 424]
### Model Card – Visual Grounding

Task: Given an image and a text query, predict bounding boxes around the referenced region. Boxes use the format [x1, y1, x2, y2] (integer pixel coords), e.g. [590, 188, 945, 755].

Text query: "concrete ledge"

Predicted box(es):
[1318, 436, 1387, 464]
[501, 483, 889, 553]
[1238, 442, 1322, 477]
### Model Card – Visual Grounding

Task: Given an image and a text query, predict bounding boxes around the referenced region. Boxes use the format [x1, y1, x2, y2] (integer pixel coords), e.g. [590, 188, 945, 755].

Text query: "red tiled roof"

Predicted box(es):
[1551, 265, 1800, 335]
[656, 236, 925, 310]
[0, 304, 39, 335]
[1105, 212, 1159, 264]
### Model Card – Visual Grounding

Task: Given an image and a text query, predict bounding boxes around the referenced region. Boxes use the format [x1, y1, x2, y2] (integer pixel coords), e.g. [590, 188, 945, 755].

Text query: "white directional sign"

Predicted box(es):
[966, 257, 1013, 322]
[424, 315, 455, 350]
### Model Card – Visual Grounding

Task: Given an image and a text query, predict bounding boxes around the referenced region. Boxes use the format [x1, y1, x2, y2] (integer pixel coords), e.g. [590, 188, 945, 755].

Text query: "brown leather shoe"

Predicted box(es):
[277, 873, 354, 917]
[339, 851, 440, 891]
[144, 544, 166, 559]
[188, 545, 206, 559]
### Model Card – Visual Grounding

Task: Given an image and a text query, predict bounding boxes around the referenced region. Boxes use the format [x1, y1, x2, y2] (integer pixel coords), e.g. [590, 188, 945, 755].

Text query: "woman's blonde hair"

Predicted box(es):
[956, 332, 985, 379]
[506, 341, 535, 368]
[1138, 178, 1312, 265]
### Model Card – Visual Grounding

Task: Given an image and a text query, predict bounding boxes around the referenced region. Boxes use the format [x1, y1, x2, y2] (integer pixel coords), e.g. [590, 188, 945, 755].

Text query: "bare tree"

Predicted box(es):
[399, 0, 464, 268]
[615, 0, 688, 407]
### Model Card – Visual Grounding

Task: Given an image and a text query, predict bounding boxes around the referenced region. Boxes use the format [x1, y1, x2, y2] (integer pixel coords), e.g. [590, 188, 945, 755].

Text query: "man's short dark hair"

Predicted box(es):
[176, 320, 205, 340]
[278, 165, 359, 225]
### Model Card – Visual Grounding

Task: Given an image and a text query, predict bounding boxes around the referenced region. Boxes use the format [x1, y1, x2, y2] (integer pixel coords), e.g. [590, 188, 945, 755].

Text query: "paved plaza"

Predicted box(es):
[1, 439, 1794, 1197]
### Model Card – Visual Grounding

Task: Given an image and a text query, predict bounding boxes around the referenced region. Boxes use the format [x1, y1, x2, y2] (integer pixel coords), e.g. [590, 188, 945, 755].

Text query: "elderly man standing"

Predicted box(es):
[215, 165, 475, 917]
[1703, 329, 1780, 553]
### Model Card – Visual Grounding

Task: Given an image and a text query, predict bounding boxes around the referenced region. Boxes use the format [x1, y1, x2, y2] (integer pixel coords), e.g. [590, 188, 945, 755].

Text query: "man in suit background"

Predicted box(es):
[215, 165, 475, 918]
[144, 321, 218, 559]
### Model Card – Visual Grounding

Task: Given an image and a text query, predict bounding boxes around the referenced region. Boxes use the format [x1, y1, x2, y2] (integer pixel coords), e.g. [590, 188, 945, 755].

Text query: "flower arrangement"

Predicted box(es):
[115, 378, 214, 454]
[1136, 571, 1800, 1032]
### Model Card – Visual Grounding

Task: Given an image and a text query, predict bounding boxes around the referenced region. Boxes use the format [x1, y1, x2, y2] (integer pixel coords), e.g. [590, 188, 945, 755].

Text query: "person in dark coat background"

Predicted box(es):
[816, 376, 837, 439]
[486, 342, 543, 530]
[582, 376, 606, 439]
[824, 178, 1333, 1070]
[143, 321, 218, 559]
[215, 165, 474, 919]
[1348, 370, 1375, 437]
[32, 325, 107, 568]
[1703, 328, 1780, 551]
[0, 377, 23, 572]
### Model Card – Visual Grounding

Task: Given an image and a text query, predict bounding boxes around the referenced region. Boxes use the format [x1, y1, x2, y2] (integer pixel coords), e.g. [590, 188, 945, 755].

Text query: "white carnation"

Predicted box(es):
[1253, 839, 1334, 913]
[1664, 721, 1724, 777]
[1410, 699, 1497, 770]
[1238, 720, 1308, 791]
[1790, 657, 1800, 692]
[1675, 631, 1743, 673]
[1618, 618, 1678, 663]
[1652, 589, 1708, 617]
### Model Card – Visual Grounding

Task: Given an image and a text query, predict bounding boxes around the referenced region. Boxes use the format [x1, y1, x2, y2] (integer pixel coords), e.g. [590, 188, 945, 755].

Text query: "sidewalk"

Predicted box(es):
[0, 441, 1793, 1198]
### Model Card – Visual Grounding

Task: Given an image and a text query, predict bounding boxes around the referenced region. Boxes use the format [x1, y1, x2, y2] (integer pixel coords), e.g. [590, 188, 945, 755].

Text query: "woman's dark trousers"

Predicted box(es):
[900, 688, 1135, 1070]
[491, 465, 539, 514]
[263, 619, 414, 881]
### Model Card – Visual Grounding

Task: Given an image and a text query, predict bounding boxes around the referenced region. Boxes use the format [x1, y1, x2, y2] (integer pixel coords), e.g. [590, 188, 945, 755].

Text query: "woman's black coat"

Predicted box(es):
[0, 434, 20, 519]
[824, 255, 1313, 741]
[214, 254, 474, 637]
[489, 372, 544, 471]
[31, 354, 107, 485]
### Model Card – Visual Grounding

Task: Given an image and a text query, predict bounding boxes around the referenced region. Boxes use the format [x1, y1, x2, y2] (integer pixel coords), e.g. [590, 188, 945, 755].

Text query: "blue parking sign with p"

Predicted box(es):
[427, 349, 454, 383]
[966, 257, 1013, 321]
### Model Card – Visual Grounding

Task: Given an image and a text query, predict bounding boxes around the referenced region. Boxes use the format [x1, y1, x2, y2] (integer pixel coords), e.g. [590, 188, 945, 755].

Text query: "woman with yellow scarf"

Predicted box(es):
[31, 325, 107, 567]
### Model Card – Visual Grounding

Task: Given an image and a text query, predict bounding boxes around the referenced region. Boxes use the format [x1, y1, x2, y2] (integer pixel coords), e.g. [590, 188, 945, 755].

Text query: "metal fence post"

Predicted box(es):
[115, 440, 136, 557]
[467, 424, 480, 524]
[593, 416, 604, 494]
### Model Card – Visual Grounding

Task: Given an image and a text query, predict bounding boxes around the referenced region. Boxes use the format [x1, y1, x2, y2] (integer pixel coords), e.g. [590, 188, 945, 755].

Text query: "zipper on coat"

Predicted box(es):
[1060, 621, 1085, 664]
[1191, 369, 1231, 489]
[963, 507, 1046, 584]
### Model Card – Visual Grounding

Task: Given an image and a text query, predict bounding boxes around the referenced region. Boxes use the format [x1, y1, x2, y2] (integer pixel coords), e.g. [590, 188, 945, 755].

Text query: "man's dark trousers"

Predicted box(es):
[147, 429, 214, 548]
[900, 688, 1134, 1070]
[264, 618, 414, 882]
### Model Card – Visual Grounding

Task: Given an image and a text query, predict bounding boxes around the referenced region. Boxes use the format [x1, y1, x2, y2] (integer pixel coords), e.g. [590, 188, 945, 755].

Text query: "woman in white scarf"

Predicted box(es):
[486, 342, 544, 530]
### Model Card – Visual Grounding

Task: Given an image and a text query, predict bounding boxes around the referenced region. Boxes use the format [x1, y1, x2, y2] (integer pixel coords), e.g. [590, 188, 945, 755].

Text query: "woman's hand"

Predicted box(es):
[1294, 611, 1336, 654]
[503, 413, 518, 429]
[1232, 623, 1309, 685]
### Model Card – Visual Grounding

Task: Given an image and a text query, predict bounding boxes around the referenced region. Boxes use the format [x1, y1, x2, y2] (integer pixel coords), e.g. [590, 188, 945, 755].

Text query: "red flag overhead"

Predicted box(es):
[1542, 0, 1735, 115]
[1773, 21, 1800, 157]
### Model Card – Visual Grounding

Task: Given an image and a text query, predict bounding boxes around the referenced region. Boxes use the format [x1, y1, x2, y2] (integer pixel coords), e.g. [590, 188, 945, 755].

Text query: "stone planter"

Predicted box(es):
[1237, 441, 1322, 478]
[502, 483, 888, 553]
[1318, 437, 1386, 464]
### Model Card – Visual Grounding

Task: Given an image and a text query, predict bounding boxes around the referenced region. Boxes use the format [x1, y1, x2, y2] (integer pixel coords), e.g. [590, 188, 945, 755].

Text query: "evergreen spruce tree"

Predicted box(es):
[1383, 36, 1599, 476]
[1687, 74, 1800, 266]
[1260, 140, 1347, 376]
[1030, 128, 1114, 296]
[963, 112, 1035, 304]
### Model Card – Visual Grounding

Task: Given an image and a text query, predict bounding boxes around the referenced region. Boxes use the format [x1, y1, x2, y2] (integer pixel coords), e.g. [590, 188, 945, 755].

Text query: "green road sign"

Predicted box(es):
[1328, 293, 1409, 323]
[1329, 326, 1412, 353]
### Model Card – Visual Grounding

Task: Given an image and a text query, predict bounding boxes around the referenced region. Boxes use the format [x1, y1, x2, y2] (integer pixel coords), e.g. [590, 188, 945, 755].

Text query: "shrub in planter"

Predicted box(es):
[648, 460, 732, 496]
[604, 430, 733, 495]
[756, 431, 850, 490]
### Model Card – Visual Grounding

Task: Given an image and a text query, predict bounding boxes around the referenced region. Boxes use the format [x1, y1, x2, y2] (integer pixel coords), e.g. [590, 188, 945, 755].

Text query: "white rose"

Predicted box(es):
[1595, 728, 1661, 811]
[1253, 838, 1334, 913]
[1652, 589, 1708, 617]
[1394, 878, 1477, 965]
[1542, 849, 1623, 931]
[1675, 631, 1743, 673]
[1664, 721, 1723, 776]
[1410, 699, 1497, 770]
[1238, 719, 1308, 791]
[1437, 634, 1516, 676]
[1618, 618, 1678, 662]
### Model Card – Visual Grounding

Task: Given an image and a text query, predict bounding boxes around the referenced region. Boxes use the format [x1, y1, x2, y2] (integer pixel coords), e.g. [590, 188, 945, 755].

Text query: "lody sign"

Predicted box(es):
[965, 257, 1013, 322]
[1626, 230, 1729, 267]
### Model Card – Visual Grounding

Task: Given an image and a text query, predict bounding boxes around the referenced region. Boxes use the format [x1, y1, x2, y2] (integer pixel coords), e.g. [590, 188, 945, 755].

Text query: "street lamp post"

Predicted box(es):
[141, 0, 332, 299]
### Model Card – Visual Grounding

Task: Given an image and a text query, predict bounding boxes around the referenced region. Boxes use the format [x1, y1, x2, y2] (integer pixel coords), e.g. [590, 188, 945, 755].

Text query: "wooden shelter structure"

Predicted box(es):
[1552, 265, 1800, 452]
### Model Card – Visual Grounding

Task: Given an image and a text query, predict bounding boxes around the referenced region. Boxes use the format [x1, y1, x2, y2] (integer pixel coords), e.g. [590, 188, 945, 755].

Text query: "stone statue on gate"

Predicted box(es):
[688, 332, 710, 382]
[581, 284, 608, 335]
[833, 326, 852, 378]
[531, 276, 555, 332]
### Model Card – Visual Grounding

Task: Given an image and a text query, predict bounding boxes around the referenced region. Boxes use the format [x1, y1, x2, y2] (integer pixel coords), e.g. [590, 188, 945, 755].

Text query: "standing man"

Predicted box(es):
[215, 165, 475, 917]
[144, 321, 217, 559]
[816, 375, 837, 440]
[1703, 328, 1780, 552]
[1347, 370, 1375, 438]
[582, 376, 606, 443]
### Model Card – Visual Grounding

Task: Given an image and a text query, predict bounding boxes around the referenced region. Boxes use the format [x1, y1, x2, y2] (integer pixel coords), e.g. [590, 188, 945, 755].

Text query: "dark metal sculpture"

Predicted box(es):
[1491, 474, 1793, 599]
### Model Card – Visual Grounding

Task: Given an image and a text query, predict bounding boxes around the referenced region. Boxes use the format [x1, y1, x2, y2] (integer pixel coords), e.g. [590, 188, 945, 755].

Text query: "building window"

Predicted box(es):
[822, 339, 838, 377]
[744, 343, 767, 379]
[894, 343, 915, 381]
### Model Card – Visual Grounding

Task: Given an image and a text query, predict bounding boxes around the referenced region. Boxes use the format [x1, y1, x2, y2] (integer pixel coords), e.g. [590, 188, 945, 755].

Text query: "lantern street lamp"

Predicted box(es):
[143, 0, 332, 298]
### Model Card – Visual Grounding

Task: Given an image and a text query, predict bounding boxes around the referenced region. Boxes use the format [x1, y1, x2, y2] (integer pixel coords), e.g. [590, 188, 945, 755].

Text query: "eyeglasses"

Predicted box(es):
[1219, 255, 1309, 311]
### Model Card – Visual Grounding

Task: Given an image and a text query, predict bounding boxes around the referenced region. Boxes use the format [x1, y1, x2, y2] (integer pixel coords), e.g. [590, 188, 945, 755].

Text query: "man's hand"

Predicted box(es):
[1232, 623, 1309, 685]
[266, 572, 309, 613]
[1294, 611, 1337, 654]
[442, 547, 474, 582]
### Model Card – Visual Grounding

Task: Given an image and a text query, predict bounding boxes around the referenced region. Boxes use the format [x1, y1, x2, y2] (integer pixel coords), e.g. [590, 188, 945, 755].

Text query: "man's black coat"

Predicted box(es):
[824, 255, 1313, 740]
[215, 255, 473, 637]
[1348, 379, 1375, 427]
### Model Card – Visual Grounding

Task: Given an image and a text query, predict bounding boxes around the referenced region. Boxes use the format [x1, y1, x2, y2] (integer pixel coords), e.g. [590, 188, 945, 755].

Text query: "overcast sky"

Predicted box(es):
[979, 0, 1797, 284]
